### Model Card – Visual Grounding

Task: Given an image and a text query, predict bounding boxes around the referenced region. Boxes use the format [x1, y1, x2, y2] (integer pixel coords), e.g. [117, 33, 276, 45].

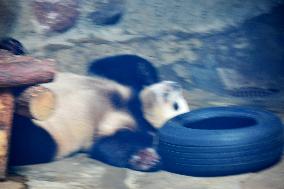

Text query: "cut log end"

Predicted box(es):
[30, 88, 56, 120]
[16, 86, 56, 121]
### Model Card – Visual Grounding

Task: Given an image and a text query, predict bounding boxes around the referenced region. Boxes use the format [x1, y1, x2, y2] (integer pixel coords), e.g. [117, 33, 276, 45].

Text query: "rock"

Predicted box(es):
[0, 0, 19, 37]
[89, 0, 126, 25]
[32, 0, 79, 32]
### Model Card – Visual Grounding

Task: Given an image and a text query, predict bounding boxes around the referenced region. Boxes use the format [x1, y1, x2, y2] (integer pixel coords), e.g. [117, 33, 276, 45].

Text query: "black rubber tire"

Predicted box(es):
[158, 106, 284, 176]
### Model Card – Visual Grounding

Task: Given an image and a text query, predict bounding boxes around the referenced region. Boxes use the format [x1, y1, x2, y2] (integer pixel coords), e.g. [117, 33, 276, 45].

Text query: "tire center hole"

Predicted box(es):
[184, 116, 257, 130]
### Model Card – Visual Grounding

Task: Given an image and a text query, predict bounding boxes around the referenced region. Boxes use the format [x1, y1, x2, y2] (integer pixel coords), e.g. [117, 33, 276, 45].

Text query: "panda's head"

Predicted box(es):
[140, 81, 189, 129]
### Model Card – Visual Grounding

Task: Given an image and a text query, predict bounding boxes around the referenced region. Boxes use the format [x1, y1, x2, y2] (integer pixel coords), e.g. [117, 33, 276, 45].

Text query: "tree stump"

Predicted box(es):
[0, 50, 56, 179]
[15, 85, 56, 121]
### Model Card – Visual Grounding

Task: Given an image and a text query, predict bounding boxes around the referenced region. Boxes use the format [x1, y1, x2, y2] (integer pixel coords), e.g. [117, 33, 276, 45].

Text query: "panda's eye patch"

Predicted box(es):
[173, 102, 179, 110]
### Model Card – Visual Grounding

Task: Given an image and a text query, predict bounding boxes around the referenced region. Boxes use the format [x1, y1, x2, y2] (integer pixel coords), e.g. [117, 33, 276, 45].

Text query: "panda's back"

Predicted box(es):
[34, 72, 135, 158]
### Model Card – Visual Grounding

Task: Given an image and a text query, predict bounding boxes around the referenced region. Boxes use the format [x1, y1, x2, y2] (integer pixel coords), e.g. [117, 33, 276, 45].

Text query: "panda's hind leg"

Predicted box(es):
[9, 116, 57, 165]
[88, 129, 161, 171]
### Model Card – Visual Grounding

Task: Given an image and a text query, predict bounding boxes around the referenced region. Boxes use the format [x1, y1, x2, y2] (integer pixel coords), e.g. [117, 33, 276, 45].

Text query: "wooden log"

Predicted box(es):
[0, 89, 14, 180]
[15, 85, 56, 121]
[0, 55, 56, 88]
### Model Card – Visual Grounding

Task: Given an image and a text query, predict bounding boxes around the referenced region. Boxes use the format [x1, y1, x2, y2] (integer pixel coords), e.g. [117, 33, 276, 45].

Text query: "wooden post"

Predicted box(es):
[0, 89, 14, 180]
[0, 49, 56, 179]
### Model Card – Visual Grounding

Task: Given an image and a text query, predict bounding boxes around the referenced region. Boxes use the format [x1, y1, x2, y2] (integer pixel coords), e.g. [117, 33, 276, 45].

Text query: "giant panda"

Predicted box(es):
[2, 38, 190, 171]
[9, 72, 189, 171]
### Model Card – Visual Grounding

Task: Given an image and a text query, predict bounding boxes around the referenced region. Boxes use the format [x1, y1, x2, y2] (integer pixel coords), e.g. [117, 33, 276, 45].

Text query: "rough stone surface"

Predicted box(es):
[121, 0, 282, 34]
[242, 160, 284, 189]
[88, 0, 125, 25]
[0, 0, 19, 37]
[32, 0, 79, 32]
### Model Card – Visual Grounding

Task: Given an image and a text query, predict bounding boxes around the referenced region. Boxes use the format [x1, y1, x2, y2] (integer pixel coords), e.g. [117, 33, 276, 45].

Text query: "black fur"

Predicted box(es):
[0, 37, 26, 55]
[109, 89, 155, 132]
[127, 91, 156, 132]
[89, 129, 159, 170]
[9, 116, 57, 166]
[88, 54, 159, 91]
[94, 88, 160, 171]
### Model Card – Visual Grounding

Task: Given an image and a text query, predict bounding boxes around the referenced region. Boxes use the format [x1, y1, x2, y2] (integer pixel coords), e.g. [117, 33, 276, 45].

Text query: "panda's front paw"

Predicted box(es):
[129, 148, 161, 171]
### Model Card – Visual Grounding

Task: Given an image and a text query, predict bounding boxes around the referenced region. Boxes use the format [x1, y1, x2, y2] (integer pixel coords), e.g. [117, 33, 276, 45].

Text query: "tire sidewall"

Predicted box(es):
[159, 106, 284, 147]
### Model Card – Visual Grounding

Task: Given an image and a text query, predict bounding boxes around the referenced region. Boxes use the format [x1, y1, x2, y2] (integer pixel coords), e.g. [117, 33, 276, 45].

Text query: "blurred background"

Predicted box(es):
[1, 0, 284, 113]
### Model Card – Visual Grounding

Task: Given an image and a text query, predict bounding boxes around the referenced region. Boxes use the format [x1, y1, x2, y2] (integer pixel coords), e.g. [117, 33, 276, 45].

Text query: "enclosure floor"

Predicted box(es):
[3, 154, 284, 189]
[1, 87, 284, 189]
